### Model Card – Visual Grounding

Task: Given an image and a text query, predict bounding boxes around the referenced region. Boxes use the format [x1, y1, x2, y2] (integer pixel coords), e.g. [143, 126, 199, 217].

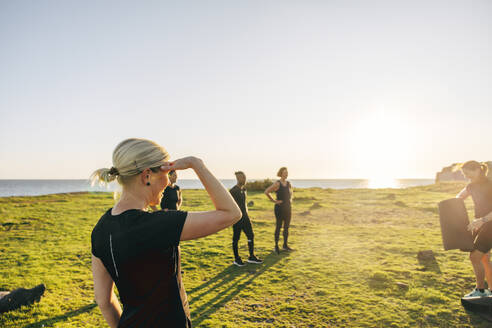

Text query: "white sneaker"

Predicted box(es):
[233, 258, 246, 267]
[464, 288, 492, 298]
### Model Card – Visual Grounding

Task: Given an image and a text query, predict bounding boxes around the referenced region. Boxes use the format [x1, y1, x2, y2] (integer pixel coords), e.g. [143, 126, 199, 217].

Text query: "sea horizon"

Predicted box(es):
[0, 178, 436, 198]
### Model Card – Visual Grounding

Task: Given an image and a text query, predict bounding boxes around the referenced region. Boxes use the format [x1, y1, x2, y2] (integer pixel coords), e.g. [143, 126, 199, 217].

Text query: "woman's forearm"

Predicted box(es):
[484, 211, 492, 221]
[265, 192, 275, 202]
[193, 161, 240, 216]
[456, 187, 469, 199]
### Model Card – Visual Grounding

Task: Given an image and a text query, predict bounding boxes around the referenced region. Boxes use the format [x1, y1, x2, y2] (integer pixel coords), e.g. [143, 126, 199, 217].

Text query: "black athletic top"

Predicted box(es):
[466, 177, 492, 218]
[91, 209, 191, 328]
[230, 185, 248, 219]
[276, 180, 291, 206]
[161, 185, 180, 210]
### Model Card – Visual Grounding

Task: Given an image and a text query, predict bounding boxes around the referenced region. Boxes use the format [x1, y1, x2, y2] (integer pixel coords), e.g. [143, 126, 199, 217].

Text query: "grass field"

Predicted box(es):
[0, 182, 490, 327]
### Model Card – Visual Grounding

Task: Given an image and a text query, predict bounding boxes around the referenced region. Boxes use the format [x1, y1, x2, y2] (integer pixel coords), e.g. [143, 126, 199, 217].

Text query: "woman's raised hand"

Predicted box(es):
[171, 156, 241, 241]
[161, 157, 204, 172]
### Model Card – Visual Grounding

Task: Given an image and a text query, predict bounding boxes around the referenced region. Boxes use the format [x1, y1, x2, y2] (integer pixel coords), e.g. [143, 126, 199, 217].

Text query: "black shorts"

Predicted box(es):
[473, 221, 492, 253]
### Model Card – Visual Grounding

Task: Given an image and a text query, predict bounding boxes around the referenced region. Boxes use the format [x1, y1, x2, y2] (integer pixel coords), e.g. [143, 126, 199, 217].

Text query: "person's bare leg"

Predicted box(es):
[481, 252, 492, 289]
[470, 250, 486, 289]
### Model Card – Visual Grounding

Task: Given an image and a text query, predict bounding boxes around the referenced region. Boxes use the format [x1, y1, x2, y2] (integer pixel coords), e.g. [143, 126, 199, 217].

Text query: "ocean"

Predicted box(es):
[0, 179, 435, 197]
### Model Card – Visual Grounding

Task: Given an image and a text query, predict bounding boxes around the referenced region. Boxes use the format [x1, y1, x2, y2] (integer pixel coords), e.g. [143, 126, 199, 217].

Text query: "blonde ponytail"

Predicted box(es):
[91, 138, 170, 187]
[90, 168, 119, 186]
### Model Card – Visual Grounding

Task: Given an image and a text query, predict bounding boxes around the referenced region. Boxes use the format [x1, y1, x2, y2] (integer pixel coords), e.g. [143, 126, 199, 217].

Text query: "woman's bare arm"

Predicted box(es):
[92, 255, 122, 327]
[177, 190, 183, 210]
[264, 182, 282, 204]
[483, 212, 492, 221]
[160, 157, 241, 241]
[456, 187, 470, 199]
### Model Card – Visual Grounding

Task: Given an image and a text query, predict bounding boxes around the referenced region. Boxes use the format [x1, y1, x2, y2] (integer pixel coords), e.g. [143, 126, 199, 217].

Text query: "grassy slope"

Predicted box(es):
[0, 183, 489, 327]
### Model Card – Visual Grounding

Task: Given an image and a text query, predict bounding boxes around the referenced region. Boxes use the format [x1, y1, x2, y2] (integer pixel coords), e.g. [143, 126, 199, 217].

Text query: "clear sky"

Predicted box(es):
[0, 0, 491, 180]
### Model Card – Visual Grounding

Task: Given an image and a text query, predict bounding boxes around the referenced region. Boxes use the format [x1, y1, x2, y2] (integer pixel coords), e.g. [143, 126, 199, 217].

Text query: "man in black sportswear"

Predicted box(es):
[230, 171, 263, 266]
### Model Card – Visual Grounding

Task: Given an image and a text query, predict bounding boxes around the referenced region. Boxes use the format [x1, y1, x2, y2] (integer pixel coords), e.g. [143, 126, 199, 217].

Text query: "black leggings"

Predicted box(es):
[232, 217, 254, 259]
[274, 204, 291, 246]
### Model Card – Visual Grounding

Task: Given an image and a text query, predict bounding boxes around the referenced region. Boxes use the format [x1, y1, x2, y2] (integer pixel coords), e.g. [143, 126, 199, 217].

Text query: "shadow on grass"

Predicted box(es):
[420, 206, 439, 214]
[368, 274, 392, 290]
[464, 310, 492, 326]
[417, 256, 441, 274]
[188, 251, 286, 326]
[22, 303, 97, 328]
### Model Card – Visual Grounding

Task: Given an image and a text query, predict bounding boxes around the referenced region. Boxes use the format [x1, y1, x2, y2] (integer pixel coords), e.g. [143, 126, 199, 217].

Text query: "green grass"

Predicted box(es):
[0, 183, 489, 327]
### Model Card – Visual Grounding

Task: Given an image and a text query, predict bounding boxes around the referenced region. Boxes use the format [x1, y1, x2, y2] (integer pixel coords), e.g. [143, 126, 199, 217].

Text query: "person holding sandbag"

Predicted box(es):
[457, 161, 492, 298]
[90, 138, 241, 328]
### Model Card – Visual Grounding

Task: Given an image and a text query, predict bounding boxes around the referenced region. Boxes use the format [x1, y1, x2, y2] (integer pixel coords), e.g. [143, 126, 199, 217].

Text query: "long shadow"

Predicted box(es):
[463, 307, 492, 327]
[22, 303, 97, 328]
[417, 254, 441, 274]
[189, 251, 287, 326]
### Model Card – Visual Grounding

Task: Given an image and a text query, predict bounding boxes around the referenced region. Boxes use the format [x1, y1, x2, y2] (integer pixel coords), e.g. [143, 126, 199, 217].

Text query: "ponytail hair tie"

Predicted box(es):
[109, 167, 119, 176]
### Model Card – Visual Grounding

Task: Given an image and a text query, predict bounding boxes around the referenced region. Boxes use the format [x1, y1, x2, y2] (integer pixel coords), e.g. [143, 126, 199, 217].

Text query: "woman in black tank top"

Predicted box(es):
[264, 167, 293, 254]
[457, 161, 492, 298]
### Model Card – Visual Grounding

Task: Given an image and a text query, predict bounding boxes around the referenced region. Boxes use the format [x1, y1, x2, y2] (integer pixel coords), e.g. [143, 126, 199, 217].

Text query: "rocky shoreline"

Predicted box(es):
[435, 161, 492, 182]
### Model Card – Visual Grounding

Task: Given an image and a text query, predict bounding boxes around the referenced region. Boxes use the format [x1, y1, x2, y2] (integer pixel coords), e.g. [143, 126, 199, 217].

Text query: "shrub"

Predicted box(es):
[245, 179, 274, 191]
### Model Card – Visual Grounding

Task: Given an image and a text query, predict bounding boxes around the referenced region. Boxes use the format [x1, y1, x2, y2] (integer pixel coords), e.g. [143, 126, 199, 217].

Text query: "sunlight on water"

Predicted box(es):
[0, 179, 434, 197]
[366, 178, 399, 189]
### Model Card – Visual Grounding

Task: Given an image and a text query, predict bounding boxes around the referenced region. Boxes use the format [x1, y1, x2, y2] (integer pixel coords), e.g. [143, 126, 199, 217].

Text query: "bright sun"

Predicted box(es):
[349, 110, 415, 181]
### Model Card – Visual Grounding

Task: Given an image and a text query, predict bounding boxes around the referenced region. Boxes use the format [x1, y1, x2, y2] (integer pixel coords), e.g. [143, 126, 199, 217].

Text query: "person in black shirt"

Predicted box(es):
[264, 167, 293, 254]
[151, 170, 182, 211]
[90, 138, 241, 328]
[457, 161, 492, 298]
[161, 170, 182, 210]
[230, 171, 263, 266]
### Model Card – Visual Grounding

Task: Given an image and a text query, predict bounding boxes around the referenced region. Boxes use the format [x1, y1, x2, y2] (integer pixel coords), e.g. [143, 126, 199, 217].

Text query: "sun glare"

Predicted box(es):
[367, 177, 399, 189]
[349, 110, 415, 181]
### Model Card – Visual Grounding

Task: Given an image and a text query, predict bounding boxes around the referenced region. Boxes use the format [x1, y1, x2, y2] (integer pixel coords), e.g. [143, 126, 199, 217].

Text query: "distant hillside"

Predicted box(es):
[435, 161, 492, 182]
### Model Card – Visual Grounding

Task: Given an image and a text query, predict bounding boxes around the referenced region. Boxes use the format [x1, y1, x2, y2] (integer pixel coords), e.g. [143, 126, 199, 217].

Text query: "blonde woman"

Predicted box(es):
[264, 167, 293, 254]
[457, 161, 492, 298]
[90, 138, 241, 328]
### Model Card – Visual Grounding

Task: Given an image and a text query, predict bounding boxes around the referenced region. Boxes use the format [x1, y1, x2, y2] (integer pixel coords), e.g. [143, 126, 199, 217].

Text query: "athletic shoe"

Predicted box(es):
[0, 284, 45, 314]
[233, 258, 246, 267]
[282, 245, 293, 251]
[464, 288, 492, 298]
[246, 255, 263, 264]
[275, 245, 280, 255]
